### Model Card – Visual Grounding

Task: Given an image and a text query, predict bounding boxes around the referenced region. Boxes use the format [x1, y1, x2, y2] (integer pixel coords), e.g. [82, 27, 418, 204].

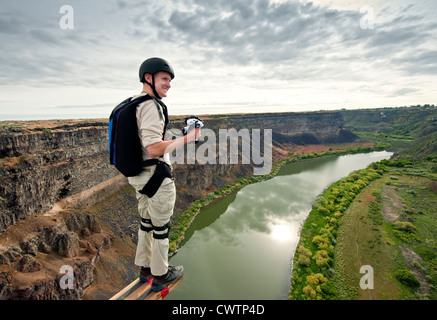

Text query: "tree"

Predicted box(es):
[297, 245, 312, 266]
[313, 250, 330, 269]
[298, 255, 310, 266]
[306, 273, 328, 285]
[302, 285, 317, 299]
[312, 235, 330, 249]
[298, 245, 312, 257]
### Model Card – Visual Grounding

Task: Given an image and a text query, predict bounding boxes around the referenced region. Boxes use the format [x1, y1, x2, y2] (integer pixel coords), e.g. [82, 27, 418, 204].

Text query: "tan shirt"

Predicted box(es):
[132, 92, 171, 166]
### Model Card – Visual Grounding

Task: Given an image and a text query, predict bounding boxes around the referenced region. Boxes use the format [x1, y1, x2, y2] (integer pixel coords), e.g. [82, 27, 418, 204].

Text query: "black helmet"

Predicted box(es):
[139, 57, 175, 83]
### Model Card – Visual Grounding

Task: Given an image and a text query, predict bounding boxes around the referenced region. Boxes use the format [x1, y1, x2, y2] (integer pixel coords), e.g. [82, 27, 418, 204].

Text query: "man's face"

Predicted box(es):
[147, 71, 172, 98]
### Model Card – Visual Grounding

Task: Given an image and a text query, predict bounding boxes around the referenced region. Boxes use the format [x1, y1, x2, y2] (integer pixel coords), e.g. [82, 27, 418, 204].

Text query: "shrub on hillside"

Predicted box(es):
[393, 220, 416, 233]
[395, 269, 420, 288]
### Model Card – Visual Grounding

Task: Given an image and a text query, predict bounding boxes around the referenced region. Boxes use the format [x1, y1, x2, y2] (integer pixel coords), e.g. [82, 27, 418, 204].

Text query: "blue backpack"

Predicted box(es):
[109, 94, 168, 177]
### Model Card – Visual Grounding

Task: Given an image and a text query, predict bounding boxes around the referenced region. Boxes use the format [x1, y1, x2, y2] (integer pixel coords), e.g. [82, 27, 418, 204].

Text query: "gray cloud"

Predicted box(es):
[126, 0, 437, 83]
[0, 0, 436, 120]
[391, 87, 419, 97]
[3, 0, 436, 87]
[393, 50, 437, 76]
[162, 0, 330, 64]
[0, 0, 136, 88]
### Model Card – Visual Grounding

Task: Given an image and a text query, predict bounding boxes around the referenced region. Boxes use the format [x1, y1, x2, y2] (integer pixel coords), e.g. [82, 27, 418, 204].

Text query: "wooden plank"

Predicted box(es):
[110, 275, 183, 300]
[109, 278, 142, 300]
[125, 279, 153, 300]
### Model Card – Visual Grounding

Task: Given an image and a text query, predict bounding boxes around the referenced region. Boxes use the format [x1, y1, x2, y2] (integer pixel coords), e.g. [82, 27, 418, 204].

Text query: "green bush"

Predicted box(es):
[393, 220, 416, 233]
[298, 255, 310, 266]
[312, 235, 330, 249]
[395, 269, 420, 288]
[317, 206, 330, 215]
[298, 245, 312, 257]
[381, 159, 414, 168]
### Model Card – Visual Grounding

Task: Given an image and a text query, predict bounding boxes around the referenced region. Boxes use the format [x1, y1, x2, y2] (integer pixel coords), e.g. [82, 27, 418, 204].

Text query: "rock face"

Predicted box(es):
[0, 112, 352, 234]
[0, 122, 119, 233]
[0, 111, 355, 299]
[199, 111, 345, 137]
[172, 111, 352, 145]
[0, 210, 111, 300]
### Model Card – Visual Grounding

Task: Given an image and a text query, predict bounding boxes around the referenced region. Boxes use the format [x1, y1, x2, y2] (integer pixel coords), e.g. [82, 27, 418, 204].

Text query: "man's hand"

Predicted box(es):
[146, 127, 201, 158]
[186, 127, 201, 143]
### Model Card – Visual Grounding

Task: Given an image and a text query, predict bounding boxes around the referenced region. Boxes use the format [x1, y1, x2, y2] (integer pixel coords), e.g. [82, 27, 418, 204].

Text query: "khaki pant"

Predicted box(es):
[128, 169, 176, 276]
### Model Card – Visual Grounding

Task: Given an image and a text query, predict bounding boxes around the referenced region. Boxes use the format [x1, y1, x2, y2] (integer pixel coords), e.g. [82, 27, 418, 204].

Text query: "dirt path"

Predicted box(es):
[381, 184, 403, 222]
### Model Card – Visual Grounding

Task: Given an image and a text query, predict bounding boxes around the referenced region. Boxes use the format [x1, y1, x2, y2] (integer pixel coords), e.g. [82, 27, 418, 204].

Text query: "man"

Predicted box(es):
[128, 57, 200, 289]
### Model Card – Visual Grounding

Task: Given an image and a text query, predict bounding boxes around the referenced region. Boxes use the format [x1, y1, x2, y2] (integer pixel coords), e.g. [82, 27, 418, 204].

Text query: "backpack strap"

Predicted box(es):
[142, 158, 159, 167]
[136, 95, 170, 162]
[150, 97, 169, 141]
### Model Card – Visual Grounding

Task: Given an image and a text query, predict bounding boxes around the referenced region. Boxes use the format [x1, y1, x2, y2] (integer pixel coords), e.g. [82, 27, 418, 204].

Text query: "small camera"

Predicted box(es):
[182, 116, 204, 141]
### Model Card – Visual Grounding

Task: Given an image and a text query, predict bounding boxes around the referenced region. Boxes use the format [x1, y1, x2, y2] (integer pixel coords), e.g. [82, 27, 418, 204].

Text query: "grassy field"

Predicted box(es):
[291, 106, 437, 300]
[290, 159, 437, 300]
[332, 176, 398, 300]
[333, 168, 437, 300]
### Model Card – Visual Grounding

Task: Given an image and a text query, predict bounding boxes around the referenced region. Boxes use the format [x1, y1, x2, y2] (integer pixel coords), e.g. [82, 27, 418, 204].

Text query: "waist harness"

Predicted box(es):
[139, 159, 172, 198]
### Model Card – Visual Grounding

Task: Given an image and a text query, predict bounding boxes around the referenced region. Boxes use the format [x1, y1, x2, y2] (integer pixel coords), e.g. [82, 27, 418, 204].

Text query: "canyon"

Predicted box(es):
[0, 110, 356, 299]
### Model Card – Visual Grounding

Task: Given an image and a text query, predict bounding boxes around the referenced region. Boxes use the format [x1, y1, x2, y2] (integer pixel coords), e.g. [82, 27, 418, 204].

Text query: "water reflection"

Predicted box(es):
[180, 192, 237, 246]
[169, 151, 393, 300]
[269, 222, 293, 242]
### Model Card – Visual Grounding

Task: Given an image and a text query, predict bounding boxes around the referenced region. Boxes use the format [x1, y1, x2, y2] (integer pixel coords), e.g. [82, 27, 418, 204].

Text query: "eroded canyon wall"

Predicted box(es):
[0, 111, 355, 299]
[0, 111, 353, 234]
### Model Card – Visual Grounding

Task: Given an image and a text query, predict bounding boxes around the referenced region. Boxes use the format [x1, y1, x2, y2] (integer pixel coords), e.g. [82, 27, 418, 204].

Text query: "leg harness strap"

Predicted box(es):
[140, 218, 153, 232]
[140, 218, 171, 239]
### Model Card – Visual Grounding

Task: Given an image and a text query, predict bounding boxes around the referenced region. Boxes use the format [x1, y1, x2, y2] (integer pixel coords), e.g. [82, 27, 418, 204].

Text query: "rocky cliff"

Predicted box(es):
[340, 105, 437, 137]
[0, 110, 355, 299]
[0, 121, 120, 234]
[0, 209, 111, 299]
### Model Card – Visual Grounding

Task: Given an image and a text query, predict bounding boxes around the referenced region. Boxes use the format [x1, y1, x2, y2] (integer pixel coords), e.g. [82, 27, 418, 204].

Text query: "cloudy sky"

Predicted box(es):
[0, 0, 436, 120]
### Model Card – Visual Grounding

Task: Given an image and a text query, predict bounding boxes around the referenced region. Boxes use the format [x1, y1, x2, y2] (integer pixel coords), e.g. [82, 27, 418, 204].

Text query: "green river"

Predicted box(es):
[168, 151, 393, 300]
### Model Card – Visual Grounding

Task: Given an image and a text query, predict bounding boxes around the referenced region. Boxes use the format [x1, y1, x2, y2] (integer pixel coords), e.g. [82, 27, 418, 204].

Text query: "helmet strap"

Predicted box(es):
[151, 74, 162, 99]
[144, 74, 161, 99]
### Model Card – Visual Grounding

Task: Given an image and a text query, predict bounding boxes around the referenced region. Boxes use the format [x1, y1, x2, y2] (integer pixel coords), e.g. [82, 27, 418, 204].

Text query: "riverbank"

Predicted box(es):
[290, 158, 437, 300]
[168, 150, 394, 299]
[289, 161, 389, 299]
[168, 142, 390, 254]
